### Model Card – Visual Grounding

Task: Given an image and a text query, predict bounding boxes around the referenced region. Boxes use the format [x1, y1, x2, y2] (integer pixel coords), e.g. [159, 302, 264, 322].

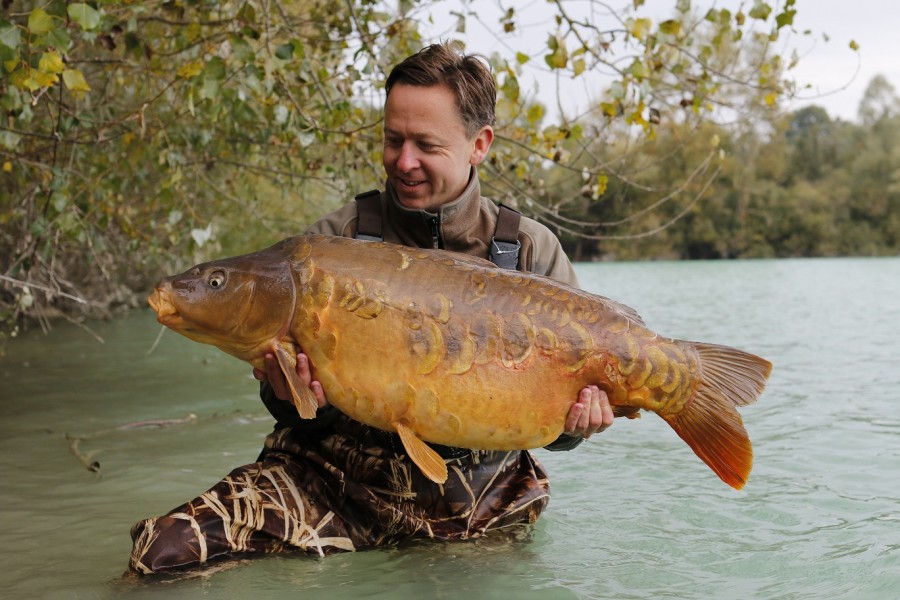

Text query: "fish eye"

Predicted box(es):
[207, 270, 226, 289]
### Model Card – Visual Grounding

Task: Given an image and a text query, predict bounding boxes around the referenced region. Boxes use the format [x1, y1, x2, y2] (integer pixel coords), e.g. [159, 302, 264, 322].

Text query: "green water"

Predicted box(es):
[1, 257, 898, 599]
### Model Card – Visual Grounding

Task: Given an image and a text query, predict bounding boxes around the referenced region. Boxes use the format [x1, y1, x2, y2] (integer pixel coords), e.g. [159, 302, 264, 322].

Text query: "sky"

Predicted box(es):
[420, 0, 900, 123]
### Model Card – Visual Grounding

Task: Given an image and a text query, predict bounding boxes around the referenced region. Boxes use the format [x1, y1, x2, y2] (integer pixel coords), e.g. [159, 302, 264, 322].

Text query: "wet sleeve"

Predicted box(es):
[543, 433, 584, 452]
[259, 381, 340, 431]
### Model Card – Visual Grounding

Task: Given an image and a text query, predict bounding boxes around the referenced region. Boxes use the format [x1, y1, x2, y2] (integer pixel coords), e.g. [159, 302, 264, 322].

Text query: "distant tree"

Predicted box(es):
[858, 74, 900, 125]
[785, 105, 836, 181]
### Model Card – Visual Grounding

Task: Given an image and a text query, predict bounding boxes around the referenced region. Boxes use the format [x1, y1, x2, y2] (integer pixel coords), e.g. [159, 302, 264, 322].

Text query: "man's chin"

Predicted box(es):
[395, 194, 435, 211]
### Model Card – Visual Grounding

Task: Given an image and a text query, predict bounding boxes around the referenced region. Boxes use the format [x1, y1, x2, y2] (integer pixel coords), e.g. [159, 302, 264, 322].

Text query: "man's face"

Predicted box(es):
[383, 83, 493, 212]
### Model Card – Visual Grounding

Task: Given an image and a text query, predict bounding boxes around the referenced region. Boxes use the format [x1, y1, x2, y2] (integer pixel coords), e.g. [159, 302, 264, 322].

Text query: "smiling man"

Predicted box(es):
[128, 42, 614, 575]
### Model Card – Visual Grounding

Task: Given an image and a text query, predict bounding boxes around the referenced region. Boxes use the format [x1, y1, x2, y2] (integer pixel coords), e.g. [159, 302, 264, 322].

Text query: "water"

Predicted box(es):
[1, 257, 898, 599]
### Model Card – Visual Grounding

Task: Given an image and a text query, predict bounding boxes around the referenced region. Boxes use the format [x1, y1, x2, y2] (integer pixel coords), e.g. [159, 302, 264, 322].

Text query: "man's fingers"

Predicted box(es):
[598, 389, 614, 432]
[564, 388, 590, 434]
[296, 353, 312, 384]
[310, 381, 328, 409]
[262, 352, 291, 401]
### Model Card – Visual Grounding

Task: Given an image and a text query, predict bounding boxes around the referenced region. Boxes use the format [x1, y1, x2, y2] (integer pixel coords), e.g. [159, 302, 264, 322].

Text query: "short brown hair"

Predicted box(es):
[385, 42, 496, 138]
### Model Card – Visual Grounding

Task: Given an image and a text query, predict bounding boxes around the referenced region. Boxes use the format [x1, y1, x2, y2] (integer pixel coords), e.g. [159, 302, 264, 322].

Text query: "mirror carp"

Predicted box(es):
[148, 234, 772, 489]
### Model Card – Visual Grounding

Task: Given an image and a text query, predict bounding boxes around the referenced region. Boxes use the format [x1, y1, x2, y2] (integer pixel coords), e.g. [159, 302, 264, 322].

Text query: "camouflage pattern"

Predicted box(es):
[128, 414, 549, 574]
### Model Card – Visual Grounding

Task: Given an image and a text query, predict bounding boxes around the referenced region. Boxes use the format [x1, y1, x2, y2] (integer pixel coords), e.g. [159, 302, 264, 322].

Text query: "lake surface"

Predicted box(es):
[1, 257, 898, 599]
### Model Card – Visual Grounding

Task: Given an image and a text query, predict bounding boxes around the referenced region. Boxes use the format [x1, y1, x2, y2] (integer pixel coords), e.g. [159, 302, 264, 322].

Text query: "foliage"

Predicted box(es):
[0, 0, 843, 350]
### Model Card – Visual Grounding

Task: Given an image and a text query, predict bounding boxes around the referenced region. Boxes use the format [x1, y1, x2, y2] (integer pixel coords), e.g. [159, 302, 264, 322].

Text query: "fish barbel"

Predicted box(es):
[148, 234, 772, 489]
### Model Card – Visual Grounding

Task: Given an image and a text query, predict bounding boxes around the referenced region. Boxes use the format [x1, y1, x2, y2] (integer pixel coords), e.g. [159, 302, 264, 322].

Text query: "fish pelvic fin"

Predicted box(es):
[274, 345, 318, 419]
[664, 342, 773, 490]
[395, 422, 449, 484]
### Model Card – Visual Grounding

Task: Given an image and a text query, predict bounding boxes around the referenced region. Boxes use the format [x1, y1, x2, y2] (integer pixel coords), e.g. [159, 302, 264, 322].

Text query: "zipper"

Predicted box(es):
[428, 216, 441, 249]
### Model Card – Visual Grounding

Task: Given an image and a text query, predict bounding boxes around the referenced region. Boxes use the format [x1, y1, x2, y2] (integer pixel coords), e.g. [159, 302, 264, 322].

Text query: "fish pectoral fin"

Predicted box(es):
[394, 422, 448, 484]
[274, 345, 318, 419]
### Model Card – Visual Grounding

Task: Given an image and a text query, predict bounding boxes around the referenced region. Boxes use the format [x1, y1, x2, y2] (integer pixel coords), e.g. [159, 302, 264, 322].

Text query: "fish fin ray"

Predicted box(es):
[665, 342, 772, 490]
[395, 422, 448, 484]
[274, 345, 318, 419]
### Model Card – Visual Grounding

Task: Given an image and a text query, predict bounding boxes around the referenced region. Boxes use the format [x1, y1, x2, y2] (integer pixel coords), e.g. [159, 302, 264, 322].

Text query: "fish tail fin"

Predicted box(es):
[663, 342, 772, 490]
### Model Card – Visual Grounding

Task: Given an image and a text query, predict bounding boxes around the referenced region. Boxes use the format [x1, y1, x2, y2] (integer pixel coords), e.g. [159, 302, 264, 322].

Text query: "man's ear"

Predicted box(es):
[469, 125, 494, 166]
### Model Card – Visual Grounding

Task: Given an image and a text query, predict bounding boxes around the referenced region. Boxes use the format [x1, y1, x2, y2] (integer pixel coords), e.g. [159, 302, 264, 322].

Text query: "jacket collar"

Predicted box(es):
[385, 167, 483, 248]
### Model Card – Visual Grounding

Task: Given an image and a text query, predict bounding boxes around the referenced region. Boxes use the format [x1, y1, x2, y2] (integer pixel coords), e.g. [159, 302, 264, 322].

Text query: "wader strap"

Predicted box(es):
[489, 204, 522, 270]
[355, 189, 383, 242]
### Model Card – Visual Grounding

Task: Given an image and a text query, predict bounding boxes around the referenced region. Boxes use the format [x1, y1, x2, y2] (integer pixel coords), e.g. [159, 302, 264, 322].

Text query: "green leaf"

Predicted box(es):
[775, 9, 795, 29]
[0, 20, 21, 50]
[46, 26, 72, 51]
[68, 3, 101, 31]
[275, 43, 294, 60]
[28, 9, 55, 34]
[204, 56, 226, 80]
[629, 59, 650, 80]
[659, 19, 682, 36]
[62, 68, 91, 93]
[748, 3, 772, 21]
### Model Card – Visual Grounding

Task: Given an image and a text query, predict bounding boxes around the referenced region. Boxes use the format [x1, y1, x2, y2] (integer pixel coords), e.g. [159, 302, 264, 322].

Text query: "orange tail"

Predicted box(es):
[663, 342, 773, 490]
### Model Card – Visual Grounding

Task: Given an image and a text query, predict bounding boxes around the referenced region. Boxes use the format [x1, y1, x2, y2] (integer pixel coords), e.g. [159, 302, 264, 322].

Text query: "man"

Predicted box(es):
[128, 42, 613, 575]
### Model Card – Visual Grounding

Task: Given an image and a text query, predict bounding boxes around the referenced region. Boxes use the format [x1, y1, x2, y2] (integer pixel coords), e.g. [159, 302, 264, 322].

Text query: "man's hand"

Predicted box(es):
[252, 352, 328, 408]
[563, 385, 614, 439]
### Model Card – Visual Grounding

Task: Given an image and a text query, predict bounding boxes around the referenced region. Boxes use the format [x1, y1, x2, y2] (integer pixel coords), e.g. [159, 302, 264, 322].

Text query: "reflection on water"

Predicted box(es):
[1, 257, 898, 599]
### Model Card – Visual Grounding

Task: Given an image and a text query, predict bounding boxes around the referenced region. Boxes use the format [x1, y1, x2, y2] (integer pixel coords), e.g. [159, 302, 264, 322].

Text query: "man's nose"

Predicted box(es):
[396, 142, 420, 172]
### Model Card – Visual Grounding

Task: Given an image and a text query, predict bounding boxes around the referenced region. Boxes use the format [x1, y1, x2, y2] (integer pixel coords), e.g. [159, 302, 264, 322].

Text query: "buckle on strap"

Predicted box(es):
[489, 237, 521, 270]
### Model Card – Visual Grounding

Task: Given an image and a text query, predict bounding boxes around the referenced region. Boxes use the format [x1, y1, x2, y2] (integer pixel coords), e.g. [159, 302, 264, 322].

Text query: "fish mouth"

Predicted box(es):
[147, 286, 181, 327]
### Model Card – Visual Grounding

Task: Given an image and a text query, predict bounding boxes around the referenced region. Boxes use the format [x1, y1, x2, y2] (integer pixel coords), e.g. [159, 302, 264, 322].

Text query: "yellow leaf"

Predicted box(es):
[764, 92, 777, 106]
[177, 60, 203, 79]
[600, 102, 618, 118]
[62, 68, 91, 92]
[9, 68, 29, 90]
[572, 57, 585, 77]
[526, 104, 544, 126]
[2, 161, 11, 173]
[21, 76, 41, 91]
[28, 8, 55, 34]
[627, 17, 652, 41]
[33, 70, 58, 87]
[39, 50, 65, 74]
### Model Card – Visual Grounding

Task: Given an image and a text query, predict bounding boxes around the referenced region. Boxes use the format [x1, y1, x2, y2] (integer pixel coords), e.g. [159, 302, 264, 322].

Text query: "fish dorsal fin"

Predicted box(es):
[395, 422, 448, 484]
[274, 345, 318, 419]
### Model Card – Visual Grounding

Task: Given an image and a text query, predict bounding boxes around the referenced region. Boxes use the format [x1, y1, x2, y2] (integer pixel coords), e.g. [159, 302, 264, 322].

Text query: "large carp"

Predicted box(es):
[148, 234, 772, 489]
